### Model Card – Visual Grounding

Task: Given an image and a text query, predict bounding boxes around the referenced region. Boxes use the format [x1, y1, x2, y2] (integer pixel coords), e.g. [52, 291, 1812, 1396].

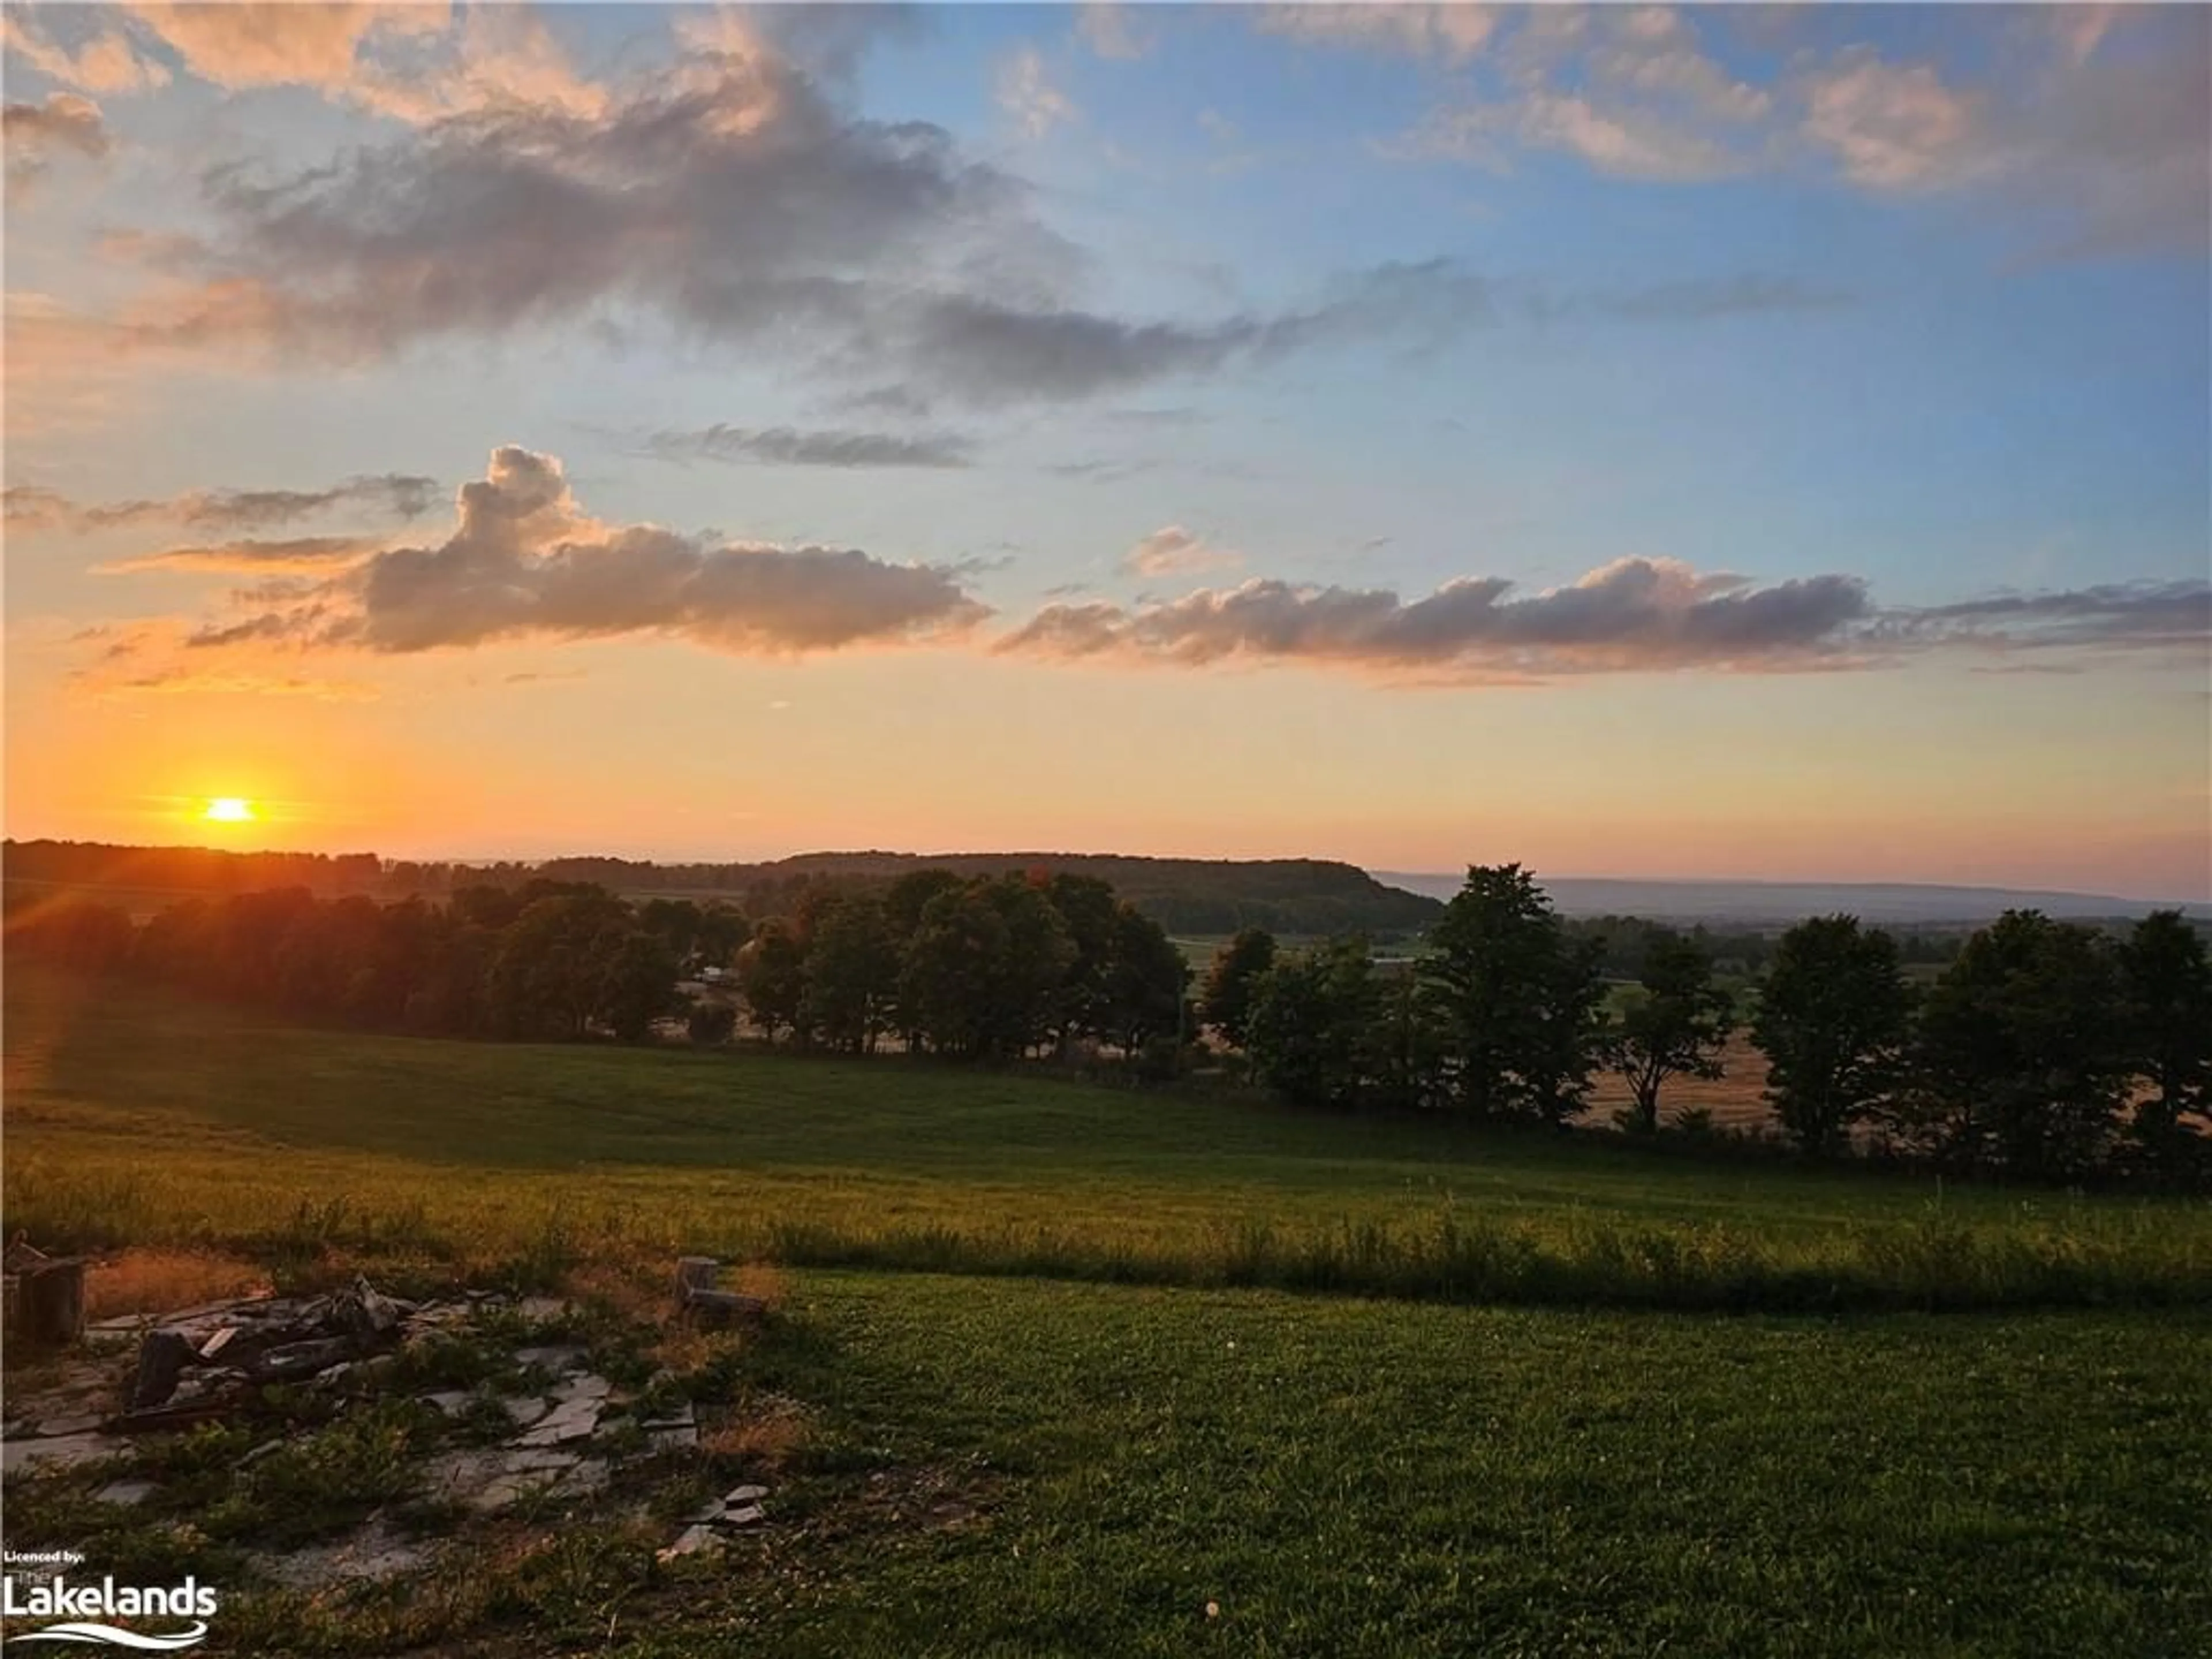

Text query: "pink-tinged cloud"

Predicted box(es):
[1122, 527, 1241, 578]
[3, 92, 112, 195]
[997, 559, 2212, 683]
[1, 16, 169, 93]
[96, 537, 388, 575]
[121, 2, 449, 92]
[998, 557, 1875, 681]
[147, 446, 988, 660]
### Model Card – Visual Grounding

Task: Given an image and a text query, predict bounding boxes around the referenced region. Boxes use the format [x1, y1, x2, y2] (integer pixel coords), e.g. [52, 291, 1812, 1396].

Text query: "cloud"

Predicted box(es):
[1799, 50, 1988, 193]
[1122, 526, 1242, 578]
[1077, 3, 1149, 62]
[124, 445, 987, 664]
[997, 44, 1077, 139]
[1, 14, 170, 92]
[1445, 89, 1751, 182]
[1384, 6, 2207, 260]
[3, 92, 112, 195]
[48, 16, 1851, 415]
[97, 536, 388, 575]
[122, 1, 449, 93]
[1257, 5, 1499, 64]
[1881, 581, 2212, 658]
[999, 556, 1877, 681]
[6, 474, 439, 533]
[639, 423, 975, 469]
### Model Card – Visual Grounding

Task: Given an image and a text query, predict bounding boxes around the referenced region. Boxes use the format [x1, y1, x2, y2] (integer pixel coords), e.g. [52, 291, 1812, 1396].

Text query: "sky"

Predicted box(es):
[2, 1, 2207, 897]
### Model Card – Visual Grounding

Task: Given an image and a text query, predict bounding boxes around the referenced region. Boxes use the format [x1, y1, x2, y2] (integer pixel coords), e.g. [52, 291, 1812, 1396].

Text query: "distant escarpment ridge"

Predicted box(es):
[1, 840, 1441, 938]
[1376, 872, 2211, 926]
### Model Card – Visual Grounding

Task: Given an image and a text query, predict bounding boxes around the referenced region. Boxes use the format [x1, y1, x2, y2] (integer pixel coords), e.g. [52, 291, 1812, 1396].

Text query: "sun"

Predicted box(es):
[202, 797, 257, 824]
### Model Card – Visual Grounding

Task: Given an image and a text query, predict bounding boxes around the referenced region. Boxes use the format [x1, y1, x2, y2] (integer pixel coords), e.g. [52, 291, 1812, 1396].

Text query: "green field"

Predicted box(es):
[5, 966, 2209, 1655]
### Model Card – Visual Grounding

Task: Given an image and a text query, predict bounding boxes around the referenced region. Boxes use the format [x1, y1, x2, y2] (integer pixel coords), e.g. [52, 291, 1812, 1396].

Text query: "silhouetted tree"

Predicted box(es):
[1605, 929, 1734, 1134]
[1421, 864, 1605, 1126]
[802, 893, 900, 1053]
[1045, 872, 1121, 1047]
[1101, 903, 1189, 1057]
[900, 877, 1074, 1060]
[2116, 910, 2212, 1173]
[1246, 938, 1380, 1112]
[1904, 910, 2133, 1180]
[738, 919, 808, 1044]
[5, 899, 134, 972]
[1751, 915, 1912, 1157]
[1200, 927, 1277, 1050]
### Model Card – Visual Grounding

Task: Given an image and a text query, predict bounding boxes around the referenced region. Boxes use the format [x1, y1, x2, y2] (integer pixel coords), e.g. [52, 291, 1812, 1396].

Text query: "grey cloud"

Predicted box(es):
[1883, 581, 2212, 655]
[180, 445, 987, 658]
[86, 29, 1834, 408]
[6, 474, 438, 533]
[641, 423, 975, 469]
[997, 558, 1875, 680]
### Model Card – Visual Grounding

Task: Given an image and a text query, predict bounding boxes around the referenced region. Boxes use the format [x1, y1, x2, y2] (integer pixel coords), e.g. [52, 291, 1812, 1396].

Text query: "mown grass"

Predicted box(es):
[6, 967, 2209, 1313]
[687, 1272, 2212, 1659]
[71, 1272, 2195, 1659]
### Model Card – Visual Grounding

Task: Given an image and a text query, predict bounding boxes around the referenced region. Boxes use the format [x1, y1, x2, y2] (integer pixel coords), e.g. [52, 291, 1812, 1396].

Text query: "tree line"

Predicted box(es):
[1202, 865, 2210, 1187]
[6, 867, 1191, 1071]
[3, 840, 1441, 940]
[12, 858, 2204, 1187]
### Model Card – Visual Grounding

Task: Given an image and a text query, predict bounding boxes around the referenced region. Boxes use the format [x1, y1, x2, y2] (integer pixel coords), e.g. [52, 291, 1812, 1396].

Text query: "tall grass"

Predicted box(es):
[11, 1151, 2202, 1314]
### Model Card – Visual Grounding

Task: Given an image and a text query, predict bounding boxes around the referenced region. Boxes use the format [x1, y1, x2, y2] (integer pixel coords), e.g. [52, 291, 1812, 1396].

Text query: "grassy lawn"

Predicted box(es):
[666, 1272, 2211, 1659]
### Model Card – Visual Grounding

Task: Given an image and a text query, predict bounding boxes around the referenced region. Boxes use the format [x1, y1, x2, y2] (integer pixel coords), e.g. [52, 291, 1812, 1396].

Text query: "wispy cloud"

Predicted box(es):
[1077, 3, 1150, 63]
[6, 474, 439, 533]
[96, 536, 388, 575]
[997, 44, 1077, 139]
[1257, 5, 1499, 65]
[1122, 526, 1242, 578]
[638, 423, 976, 470]
[1369, 5, 2209, 260]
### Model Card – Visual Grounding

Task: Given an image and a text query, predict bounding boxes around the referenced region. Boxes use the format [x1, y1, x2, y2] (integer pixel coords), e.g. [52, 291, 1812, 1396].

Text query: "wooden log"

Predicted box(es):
[18, 1259, 85, 1347]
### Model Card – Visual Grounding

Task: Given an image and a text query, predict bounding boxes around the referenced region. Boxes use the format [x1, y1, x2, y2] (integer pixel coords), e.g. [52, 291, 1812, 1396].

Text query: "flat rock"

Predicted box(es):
[724, 1484, 768, 1504]
[656, 1524, 723, 1562]
[94, 1479, 157, 1507]
[32, 1414, 106, 1437]
[501, 1395, 551, 1428]
[502, 1448, 581, 1475]
[724, 1503, 766, 1527]
[517, 1296, 572, 1321]
[646, 1424, 699, 1453]
[514, 1399, 600, 1448]
[552, 1373, 611, 1403]
[2, 1434, 119, 1475]
[639, 1402, 695, 1430]
[421, 1391, 474, 1416]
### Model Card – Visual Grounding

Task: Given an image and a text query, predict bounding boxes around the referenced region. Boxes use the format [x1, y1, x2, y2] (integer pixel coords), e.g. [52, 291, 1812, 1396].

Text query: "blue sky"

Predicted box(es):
[3, 5, 2207, 894]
